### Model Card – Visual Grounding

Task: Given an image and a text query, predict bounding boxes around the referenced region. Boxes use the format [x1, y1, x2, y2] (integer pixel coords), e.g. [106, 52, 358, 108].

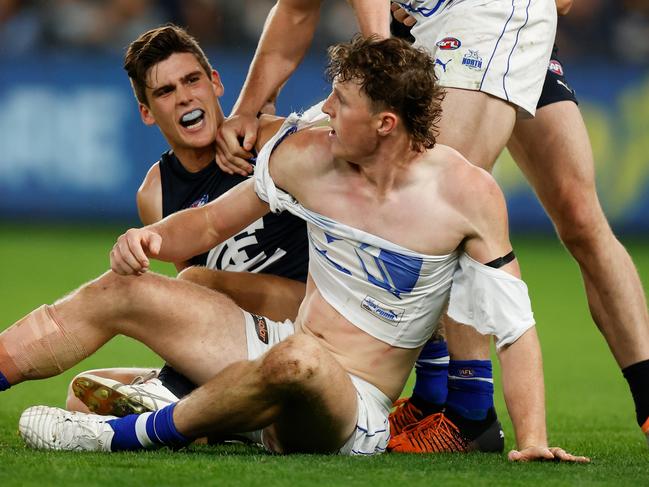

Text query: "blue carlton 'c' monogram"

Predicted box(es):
[314, 233, 423, 299]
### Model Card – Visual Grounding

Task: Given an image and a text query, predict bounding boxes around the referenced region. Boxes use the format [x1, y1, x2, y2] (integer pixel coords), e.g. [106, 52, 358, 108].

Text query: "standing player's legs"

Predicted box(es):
[436, 88, 517, 171]
[508, 100, 649, 435]
[0, 271, 249, 390]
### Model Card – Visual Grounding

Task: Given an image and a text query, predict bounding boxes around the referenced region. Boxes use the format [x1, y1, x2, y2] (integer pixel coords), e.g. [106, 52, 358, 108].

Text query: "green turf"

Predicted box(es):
[0, 224, 647, 486]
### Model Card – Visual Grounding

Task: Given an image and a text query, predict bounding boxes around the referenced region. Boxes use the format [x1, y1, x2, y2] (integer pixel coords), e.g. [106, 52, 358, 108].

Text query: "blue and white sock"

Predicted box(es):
[0, 371, 10, 391]
[412, 339, 449, 409]
[446, 360, 494, 420]
[107, 403, 190, 451]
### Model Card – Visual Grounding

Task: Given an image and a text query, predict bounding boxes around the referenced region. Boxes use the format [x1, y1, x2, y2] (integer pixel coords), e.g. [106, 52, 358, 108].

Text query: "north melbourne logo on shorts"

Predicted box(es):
[252, 314, 269, 344]
[361, 296, 404, 326]
[462, 50, 483, 70]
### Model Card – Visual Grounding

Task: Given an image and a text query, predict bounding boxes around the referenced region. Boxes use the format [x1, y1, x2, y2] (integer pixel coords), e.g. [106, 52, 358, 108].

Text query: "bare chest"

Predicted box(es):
[300, 182, 464, 255]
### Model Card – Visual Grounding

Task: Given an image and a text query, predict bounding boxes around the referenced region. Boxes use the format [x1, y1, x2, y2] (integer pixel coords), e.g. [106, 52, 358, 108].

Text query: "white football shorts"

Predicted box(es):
[408, 0, 557, 116]
[242, 311, 391, 455]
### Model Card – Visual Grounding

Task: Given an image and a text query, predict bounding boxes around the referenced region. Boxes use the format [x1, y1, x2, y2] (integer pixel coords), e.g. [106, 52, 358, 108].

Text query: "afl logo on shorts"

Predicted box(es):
[436, 37, 461, 50]
[252, 314, 269, 344]
[549, 60, 564, 76]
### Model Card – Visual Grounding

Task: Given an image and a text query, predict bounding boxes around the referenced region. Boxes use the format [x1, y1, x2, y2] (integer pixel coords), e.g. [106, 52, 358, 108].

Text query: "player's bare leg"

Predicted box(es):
[508, 100, 649, 434]
[20, 334, 361, 454]
[174, 334, 359, 453]
[177, 267, 305, 321]
[435, 88, 517, 172]
[67, 269, 306, 416]
[0, 270, 248, 389]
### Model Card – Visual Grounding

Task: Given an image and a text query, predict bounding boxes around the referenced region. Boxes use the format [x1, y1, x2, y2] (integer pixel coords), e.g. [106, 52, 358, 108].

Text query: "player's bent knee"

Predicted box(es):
[79, 271, 165, 312]
[555, 202, 610, 253]
[260, 335, 324, 389]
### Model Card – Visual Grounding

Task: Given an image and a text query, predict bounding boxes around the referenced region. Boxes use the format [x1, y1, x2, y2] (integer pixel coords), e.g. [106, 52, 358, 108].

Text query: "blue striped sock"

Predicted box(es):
[0, 371, 10, 391]
[446, 360, 494, 420]
[412, 340, 449, 406]
[107, 403, 189, 451]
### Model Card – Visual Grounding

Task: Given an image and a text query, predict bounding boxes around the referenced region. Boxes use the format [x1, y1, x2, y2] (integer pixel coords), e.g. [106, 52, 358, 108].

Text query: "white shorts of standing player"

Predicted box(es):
[406, 0, 557, 117]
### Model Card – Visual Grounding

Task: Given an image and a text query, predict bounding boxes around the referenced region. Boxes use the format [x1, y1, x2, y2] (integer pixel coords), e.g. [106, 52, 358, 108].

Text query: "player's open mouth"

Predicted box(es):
[179, 109, 205, 130]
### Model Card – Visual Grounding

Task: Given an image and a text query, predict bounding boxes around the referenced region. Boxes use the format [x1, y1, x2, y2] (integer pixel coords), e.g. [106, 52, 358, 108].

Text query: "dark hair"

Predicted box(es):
[124, 24, 212, 106]
[326, 35, 444, 151]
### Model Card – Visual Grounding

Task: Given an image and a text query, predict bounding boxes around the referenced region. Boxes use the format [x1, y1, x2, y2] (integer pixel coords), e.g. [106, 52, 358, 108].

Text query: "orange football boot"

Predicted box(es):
[389, 398, 425, 436]
[388, 412, 504, 453]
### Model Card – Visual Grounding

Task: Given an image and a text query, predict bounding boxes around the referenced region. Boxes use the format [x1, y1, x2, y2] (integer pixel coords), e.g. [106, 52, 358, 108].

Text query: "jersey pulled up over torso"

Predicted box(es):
[253, 108, 459, 348]
[158, 150, 308, 281]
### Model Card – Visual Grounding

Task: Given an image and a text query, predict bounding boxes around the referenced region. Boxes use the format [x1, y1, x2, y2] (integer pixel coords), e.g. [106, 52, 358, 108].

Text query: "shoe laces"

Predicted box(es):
[399, 413, 469, 452]
[131, 370, 158, 385]
[390, 398, 424, 435]
[57, 412, 113, 449]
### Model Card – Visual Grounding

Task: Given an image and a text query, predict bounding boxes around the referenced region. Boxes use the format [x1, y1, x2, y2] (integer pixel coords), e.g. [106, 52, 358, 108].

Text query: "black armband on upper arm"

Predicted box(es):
[484, 250, 516, 269]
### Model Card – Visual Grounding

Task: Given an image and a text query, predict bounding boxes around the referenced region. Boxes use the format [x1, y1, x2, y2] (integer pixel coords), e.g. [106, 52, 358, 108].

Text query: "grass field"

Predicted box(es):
[1, 224, 648, 486]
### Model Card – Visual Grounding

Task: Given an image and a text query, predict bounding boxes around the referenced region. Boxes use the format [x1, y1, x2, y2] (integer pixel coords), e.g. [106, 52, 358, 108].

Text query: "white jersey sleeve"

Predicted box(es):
[254, 101, 328, 213]
[447, 253, 535, 349]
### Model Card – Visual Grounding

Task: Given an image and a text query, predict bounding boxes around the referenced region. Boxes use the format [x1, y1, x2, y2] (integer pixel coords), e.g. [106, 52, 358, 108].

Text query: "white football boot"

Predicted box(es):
[19, 405, 115, 451]
[73, 372, 179, 416]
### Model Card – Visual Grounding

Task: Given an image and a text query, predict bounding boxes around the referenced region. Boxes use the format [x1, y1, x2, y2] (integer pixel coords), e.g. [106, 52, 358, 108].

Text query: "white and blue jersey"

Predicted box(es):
[255, 105, 535, 350]
[254, 107, 458, 349]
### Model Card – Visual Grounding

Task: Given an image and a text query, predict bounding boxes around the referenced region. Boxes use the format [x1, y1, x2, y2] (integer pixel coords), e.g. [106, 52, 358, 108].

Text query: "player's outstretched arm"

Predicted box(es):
[216, 0, 322, 175]
[462, 168, 589, 463]
[110, 179, 270, 275]
[349, 0, 391, 37]
[216, 0, 391, 175]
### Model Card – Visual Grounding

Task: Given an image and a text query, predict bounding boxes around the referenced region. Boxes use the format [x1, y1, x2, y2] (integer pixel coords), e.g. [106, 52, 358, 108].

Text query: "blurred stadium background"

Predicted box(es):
[0, 0, 648, 230]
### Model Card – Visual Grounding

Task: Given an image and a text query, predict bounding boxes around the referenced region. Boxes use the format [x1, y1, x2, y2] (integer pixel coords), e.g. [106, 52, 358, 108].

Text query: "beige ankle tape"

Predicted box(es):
[2, 304, 88, 380]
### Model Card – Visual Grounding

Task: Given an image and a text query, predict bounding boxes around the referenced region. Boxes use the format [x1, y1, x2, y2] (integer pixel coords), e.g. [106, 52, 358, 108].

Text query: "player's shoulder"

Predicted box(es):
[137, 161, 163, 224]
[434, 144, 505, 214]
[138, 161, 162, 196]
[256, 115, 286, 152]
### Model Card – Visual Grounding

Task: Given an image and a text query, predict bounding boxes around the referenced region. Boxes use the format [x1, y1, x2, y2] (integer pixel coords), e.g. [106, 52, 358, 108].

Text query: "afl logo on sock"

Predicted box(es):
[458, 368, 474, 377]
[252, 314, 269, 344]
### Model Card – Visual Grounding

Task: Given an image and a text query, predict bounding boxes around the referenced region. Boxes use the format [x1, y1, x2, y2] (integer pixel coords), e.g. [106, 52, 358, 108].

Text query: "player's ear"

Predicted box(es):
[376, 111, 398, 137]
[139, 103, 156, 126]
[211, 70, 224, 97]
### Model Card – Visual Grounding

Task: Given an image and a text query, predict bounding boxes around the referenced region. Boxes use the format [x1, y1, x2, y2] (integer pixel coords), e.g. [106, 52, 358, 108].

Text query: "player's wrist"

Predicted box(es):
[232, 100, 263, 119]
[516, 434, 548, 451]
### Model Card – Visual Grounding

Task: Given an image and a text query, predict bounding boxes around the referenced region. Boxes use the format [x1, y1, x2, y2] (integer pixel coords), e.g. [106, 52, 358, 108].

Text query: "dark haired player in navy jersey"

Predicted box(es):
[64, 25, 309, 414]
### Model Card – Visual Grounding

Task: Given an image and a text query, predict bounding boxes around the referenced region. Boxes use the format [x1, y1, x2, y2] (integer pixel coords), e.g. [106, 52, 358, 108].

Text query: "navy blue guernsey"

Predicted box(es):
[158, 150, 308, 282]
